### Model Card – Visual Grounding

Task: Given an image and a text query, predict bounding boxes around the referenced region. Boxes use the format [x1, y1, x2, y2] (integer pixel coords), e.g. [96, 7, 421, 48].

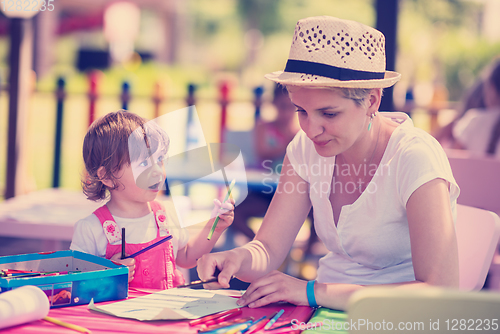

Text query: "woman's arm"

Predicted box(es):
[197, 154, 312, 285]
[237, 178, 459, 311]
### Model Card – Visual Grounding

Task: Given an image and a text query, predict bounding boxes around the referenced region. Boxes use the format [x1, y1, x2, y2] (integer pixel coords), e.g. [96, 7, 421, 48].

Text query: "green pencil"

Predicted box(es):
[208, 179, 236, 240]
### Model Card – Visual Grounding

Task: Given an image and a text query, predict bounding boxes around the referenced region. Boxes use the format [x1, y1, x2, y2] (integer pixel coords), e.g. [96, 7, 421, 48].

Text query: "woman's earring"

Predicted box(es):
[368, 112, 377, 131]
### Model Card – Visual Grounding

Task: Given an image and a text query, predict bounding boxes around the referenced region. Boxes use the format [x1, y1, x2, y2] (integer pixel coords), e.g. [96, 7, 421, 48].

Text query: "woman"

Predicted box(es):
[453, 57, 500, 157]
[197, 16, 460, 311]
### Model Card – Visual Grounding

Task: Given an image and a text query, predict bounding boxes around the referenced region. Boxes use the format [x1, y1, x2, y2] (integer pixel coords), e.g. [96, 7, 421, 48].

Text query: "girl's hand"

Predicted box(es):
[211, 198, 235, 232]
[110, 253, 136, 283]
[236, 270, 309, 308]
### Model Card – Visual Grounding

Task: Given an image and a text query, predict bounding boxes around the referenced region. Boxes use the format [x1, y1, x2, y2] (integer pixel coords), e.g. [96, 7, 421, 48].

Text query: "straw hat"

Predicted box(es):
[265, 16, 401, 88]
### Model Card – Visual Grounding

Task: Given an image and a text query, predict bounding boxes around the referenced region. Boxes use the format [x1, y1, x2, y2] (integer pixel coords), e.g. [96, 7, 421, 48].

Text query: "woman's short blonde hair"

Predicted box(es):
[285, 85, 382, 108]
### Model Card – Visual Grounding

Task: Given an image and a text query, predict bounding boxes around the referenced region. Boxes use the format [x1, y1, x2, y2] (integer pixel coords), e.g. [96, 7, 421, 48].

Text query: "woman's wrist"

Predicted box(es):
[306, 280, 319, 308]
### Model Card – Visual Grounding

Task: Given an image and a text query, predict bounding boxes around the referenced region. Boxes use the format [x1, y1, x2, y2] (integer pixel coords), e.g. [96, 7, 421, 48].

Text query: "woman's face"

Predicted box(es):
[289, 87, 370, 157]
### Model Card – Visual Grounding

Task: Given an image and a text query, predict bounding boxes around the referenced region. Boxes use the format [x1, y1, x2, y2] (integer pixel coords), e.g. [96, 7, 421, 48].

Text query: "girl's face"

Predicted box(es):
[289, 87, 370, 157]
[112, 146, 168, 203]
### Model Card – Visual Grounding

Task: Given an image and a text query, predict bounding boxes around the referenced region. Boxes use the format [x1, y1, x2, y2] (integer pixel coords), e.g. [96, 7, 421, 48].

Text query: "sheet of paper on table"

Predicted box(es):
[88, 289, 242, 321]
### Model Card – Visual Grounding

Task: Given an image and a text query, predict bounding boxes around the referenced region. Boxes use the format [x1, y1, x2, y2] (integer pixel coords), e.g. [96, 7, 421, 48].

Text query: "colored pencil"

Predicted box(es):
[179, 267, 221, 289]
[208, 179, 235, 240]
[121, 227, 126, 259]
[43, 316, 92, 333]
[125, 235, 172, 259]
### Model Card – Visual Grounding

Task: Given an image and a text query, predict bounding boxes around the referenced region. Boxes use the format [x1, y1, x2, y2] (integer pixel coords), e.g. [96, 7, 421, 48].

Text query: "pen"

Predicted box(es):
[121, 227, 126, 259]
[43, 316, 92, 333]
[208, 179, 236, 240]
[264, 309, 285, 330]
[125, 235, 172, 259]
[179, 267, 222, 289]
[189, 305, 239, 326]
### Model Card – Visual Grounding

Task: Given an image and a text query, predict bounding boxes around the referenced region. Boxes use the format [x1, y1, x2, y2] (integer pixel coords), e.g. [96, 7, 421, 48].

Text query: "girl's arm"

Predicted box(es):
[236, 178, 459, 311]
[175, 198, 235, 268]
[197, 154, 313, 285]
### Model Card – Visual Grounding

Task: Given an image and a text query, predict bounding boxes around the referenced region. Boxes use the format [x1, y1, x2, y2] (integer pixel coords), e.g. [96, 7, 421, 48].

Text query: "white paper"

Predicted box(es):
[88, 289, 242, 321]
[0, 286, 50, 330]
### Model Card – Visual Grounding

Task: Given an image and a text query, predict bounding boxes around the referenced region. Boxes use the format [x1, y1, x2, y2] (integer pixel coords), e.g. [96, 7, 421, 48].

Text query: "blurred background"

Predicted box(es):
[1, 0, 500, 282]
[1, 0, 500, 193]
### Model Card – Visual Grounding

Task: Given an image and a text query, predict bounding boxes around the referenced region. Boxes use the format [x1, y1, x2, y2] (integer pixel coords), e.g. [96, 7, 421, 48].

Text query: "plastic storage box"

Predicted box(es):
[0, 250, 128, 308]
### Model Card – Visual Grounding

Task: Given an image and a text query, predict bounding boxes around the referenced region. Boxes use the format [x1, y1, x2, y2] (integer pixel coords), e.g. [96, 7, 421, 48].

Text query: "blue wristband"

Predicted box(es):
[306, 280, 318, 308]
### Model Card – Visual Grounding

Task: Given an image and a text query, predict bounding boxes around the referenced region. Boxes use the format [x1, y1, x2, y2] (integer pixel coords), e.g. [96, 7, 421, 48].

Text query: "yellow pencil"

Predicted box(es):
[43, 316, 92, 333]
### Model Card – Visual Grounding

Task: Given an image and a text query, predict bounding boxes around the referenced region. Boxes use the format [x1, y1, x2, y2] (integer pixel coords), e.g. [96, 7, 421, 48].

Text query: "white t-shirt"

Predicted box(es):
[70, 200, 189, 259]
[286, 112, 460, 285]
[453, 107, 500, 158]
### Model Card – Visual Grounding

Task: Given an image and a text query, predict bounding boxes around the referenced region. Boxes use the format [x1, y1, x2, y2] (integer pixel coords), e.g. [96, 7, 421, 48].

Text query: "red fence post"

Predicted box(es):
[87, 70, 100, 126]
[152, 81, 164, 119]
[219, 81, 230, 144]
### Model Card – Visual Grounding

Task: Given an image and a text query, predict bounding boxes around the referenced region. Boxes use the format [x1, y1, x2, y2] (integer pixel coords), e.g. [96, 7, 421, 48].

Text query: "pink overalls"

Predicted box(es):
[93, 201, 185, 289]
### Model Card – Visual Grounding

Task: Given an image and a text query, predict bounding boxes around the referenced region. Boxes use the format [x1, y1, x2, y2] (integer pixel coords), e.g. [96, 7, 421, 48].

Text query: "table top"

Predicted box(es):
[2, 288, 319, 334]
[0, 189, 102, 241]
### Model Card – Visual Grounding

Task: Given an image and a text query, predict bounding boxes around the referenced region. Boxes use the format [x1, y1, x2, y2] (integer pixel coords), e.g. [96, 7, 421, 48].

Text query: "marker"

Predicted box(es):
[198, 319, 253, 334]
[223, 322, 252, 334]
[199, 318, 254, 333]
[199, 309, 243, 327]
[121, 227, 126, 259]
[241, 315, 267, 334]
[125, 235, 172, 259]
[178, 267, 222, 289]
[188, 305, 239, 326]
[208, 179, 235, 240]
[43, 316, 92, 333]
[264, 309, 285, 330]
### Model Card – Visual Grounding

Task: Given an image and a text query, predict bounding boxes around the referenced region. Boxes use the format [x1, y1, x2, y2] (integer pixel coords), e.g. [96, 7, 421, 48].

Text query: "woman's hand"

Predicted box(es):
[197, 248, 247, 289]
[236, 270, 309, 308]
[211, 198, 235, 232]
[110, 253, 136, 282]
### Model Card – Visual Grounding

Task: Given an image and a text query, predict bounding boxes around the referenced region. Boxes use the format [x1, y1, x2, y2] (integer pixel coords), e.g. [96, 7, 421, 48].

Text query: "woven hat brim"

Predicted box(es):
[265, 70, 401, 89]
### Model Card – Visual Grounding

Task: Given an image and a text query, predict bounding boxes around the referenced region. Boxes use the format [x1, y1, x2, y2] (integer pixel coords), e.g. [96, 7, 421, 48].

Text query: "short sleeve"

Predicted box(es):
[286, 130, 311, 182]
[70, 214, 108, 257]
[397, 136, 460, 207]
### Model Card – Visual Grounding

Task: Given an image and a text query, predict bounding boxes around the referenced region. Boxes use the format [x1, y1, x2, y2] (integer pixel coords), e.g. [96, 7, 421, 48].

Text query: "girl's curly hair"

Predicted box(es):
[82, 110, 169, 201]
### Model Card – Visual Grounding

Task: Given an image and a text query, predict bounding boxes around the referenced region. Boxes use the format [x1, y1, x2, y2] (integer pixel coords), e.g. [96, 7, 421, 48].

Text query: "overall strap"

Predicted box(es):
[94, 205, 122, 244]
[94, 205, 114, 225]
[149, 201, 170, 234]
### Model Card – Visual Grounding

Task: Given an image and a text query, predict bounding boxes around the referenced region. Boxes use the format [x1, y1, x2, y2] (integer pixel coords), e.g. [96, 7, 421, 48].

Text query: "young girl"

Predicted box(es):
[70, 111, 235, 289]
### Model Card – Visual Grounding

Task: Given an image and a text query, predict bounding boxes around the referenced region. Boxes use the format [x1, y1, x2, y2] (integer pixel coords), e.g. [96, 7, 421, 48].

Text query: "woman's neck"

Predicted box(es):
[339, 116, 384, 167]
